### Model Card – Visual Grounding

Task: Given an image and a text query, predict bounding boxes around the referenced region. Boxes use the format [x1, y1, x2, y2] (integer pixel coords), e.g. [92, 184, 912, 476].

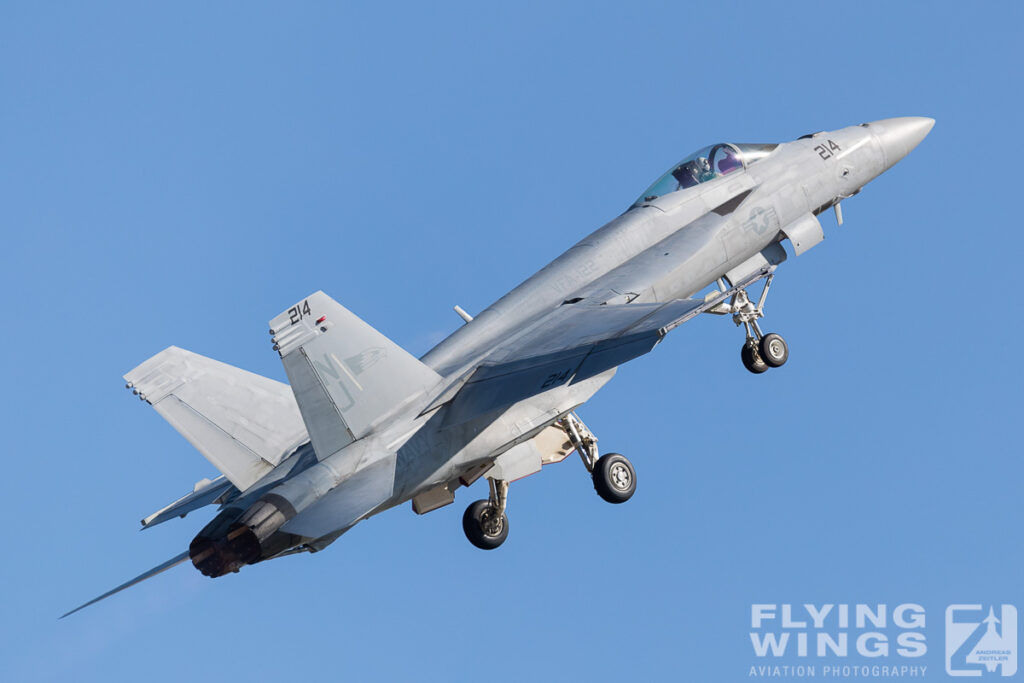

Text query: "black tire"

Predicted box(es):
[592, 453, 636, 504]
[462, 499, 509, 550]
[741, 342, 769, 374]
[759, 333, 789, 368]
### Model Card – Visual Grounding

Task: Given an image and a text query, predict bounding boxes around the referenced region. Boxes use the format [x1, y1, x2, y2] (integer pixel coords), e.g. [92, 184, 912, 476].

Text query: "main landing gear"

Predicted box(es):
[562, 412, 636, 504]
[462, 478, 509, 550]
[712, 273, 789, 374]
[461, 412, 636, 550]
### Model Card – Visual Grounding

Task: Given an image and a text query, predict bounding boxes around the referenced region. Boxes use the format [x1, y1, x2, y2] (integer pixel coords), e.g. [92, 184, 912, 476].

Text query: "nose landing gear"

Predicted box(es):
[741, 340, 769, 374]
[758, 332, 789, 367]
[713, 273, 789, 374]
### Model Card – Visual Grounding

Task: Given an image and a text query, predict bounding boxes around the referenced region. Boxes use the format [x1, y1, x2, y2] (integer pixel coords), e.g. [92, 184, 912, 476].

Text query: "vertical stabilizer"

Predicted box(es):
[270, 292, 442, 459]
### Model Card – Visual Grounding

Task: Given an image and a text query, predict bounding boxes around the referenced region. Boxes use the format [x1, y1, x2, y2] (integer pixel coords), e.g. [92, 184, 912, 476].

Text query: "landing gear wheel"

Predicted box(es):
[741, 342, 769, 374]
[462, 499, 509, 550]
[759, 333, 788, 368]
[592, 453, 636, 504]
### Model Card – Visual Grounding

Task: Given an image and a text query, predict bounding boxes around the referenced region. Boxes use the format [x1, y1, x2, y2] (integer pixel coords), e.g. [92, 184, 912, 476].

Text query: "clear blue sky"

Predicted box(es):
[2, 3, 1021, 681]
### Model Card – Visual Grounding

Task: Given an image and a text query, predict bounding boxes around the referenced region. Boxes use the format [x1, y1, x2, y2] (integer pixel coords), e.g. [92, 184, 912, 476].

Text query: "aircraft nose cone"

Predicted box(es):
[868, 116, 935, 168]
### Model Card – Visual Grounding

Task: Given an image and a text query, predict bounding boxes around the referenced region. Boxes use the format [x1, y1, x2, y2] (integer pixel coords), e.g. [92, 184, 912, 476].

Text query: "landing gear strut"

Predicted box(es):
[462, 413, 637, 549]
[561, 412, 637, 504]
[717, 273, 789, 374]
[462, 478, 509, 550]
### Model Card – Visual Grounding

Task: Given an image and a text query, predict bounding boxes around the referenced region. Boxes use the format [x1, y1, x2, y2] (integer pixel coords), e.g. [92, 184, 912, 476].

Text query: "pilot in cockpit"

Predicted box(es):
[631, 143, 777, 209]
[671, 156, 714, 189]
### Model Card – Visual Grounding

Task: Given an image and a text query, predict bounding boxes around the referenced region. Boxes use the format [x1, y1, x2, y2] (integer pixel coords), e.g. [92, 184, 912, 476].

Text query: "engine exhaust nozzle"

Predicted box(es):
[188, 495, 297, 577]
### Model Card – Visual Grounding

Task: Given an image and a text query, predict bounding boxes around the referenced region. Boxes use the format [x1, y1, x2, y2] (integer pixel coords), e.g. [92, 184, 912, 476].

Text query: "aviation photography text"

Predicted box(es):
[749, 603, 928, 679]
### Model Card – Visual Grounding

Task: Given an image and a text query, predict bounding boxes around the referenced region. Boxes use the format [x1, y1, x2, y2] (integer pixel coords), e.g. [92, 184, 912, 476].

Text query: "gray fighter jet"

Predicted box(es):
[64, 117, 933, 616]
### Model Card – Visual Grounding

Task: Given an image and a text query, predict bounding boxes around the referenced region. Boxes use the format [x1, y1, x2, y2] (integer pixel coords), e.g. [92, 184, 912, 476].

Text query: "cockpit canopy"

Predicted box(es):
[631, 143, 778, 207]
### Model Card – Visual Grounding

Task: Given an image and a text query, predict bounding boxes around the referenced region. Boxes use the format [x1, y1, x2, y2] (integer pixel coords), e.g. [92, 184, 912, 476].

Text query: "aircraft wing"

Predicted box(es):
[440, 297, 705, 426]
[440, 265, 774, 427]
[125, 346, 309, 492]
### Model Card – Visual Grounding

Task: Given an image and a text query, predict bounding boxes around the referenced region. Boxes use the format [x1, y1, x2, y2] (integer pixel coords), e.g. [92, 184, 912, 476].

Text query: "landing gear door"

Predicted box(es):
[781, 213, 824, 256]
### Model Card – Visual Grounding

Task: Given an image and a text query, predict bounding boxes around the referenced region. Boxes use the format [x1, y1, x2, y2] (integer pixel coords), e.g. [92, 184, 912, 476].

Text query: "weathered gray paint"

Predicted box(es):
[67, 117, 933, 615]
[269, 117, 935, 549]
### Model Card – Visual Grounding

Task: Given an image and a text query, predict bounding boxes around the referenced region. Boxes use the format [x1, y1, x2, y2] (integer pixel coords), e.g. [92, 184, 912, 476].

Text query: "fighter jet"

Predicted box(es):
[63, 116, 933, 616]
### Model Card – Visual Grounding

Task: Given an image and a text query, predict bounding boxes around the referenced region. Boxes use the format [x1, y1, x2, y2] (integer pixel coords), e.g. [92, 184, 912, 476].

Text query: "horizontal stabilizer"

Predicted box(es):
[270, 292, 442, 460]
[125, 347, 309, 491]
[60, 551, 190, 619]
